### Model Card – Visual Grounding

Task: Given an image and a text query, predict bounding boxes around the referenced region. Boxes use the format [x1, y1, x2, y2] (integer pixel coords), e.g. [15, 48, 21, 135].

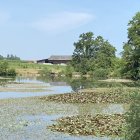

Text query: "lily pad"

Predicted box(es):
[48, 114, 126, 136]
[41, 88, 140, 104]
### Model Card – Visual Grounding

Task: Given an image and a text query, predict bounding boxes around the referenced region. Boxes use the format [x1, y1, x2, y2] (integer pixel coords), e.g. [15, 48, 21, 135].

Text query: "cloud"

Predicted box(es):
[31, 12, 93, 32]
[0, 12, 10, 25]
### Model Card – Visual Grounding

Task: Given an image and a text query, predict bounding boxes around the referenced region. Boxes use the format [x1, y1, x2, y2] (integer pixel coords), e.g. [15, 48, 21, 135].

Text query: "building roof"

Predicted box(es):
[48, 55, 72, 60]
[36, 59, 48, 62]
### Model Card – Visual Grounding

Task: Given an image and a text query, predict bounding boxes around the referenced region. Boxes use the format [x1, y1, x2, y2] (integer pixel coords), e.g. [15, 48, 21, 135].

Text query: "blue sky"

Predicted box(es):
[0, 0, 139, 60]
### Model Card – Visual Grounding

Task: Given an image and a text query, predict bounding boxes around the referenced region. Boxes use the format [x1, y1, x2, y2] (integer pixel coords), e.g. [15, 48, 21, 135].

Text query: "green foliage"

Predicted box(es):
[122, 12, 140, 80]
[0, 61, 16, 76]
[0, 61, 9, 76]
[0, 55, 4, 60]
[65, 64, 74, 77]
[7, 69, 16, 76]
[38, 64, 67, 77]
[125, 92, 140, 140]
[93, 68, 109, 78]
[39, 67, 50, 76]
[72, 32, 116, 75]
[111, 57, 125, 77]
[6, 54, 20, 60]
[0, 54, 20, 60]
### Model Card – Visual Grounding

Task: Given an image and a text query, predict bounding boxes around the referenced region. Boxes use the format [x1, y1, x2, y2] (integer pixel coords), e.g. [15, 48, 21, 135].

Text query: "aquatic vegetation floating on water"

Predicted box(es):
[48, 114, 126, 136]
[41, 88, 140, 104]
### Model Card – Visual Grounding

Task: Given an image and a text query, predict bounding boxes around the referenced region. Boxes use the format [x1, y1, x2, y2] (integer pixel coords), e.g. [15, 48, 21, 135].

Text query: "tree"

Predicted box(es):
[0, 55, 4, 60]
[0, 61, 9, 76]
[6, 54, 20, 60]
[72, 32, 116, 75]
[122, 12, 140, 80]
[93, 36, 116, 70]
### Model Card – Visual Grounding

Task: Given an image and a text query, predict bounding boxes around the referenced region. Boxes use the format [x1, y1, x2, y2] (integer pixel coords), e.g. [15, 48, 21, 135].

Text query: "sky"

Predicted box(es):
[0, 0, 139, 60]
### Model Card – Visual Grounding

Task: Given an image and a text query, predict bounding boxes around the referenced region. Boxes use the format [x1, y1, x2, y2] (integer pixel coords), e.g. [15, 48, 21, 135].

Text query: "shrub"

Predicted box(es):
[125, 92, 140, 140]
[7, 69, 16, 76]
[93, 68, 108, 78]
[0, 61, 16, 77]
[39, 67, 50, 76]
[65, 65, 74, 77]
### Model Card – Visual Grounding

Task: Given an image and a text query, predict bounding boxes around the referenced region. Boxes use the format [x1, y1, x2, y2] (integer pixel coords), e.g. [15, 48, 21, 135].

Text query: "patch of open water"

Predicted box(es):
[0, 86, 72, 99]
[0, 77, 73, 99]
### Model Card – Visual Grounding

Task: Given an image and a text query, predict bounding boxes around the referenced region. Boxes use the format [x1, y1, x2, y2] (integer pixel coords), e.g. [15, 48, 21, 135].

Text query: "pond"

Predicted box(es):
[0, 76, 139, 99]
[0, 76, 139, 140]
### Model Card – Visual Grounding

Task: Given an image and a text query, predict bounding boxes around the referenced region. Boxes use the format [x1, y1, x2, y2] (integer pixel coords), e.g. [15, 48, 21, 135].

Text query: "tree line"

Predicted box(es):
[71, 12, 140, 80]
[0, 54, 20, 60]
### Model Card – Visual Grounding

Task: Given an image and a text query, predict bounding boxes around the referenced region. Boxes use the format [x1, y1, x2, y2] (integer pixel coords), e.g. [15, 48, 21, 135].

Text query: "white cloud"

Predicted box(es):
[0, 12, 10, 25]
[31, 12, 93, 32]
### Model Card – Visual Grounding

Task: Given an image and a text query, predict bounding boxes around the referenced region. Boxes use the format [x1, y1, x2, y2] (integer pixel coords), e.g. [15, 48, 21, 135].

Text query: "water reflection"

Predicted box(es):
[37, 76, 140, 92]
[1, 76, 139, 99]
[16, 76, 43, 83]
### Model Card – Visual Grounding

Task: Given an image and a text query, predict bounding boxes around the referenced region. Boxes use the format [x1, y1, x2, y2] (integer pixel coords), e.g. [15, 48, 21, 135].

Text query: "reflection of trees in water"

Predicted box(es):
[16, 76, 35, 82]
[37, 76, 93, 91]
[67, 78, 94, 92]
[36, 76, 139, 92]
[125, 93, 140, 140]
[37, 76, 70, 84]
[68, 78, 127, 92]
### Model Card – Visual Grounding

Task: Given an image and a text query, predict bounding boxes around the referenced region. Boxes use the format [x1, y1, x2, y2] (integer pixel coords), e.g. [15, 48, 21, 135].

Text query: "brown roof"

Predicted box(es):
[48, 55, 72, 60]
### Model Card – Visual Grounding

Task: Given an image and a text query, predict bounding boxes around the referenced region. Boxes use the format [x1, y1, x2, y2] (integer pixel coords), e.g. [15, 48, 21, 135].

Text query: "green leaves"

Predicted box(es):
[72, 32, 116, 75]
[122, 12, 140, 80]
[0, 61, 16, 77]
[125, 92, 140, 140]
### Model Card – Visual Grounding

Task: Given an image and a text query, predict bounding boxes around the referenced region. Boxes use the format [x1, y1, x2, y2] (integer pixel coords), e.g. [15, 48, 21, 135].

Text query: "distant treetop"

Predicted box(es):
[0, 54, 20, 60]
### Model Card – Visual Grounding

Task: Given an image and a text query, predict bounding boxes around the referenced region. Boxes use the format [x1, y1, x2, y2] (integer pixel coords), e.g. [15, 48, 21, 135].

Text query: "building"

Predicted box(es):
[36, 59, 48, 64]
[36, 55, 72, 64]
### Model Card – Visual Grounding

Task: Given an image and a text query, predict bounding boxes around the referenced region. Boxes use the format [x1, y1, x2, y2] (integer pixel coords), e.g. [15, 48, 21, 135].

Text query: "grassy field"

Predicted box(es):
[1, 60, 67, 76]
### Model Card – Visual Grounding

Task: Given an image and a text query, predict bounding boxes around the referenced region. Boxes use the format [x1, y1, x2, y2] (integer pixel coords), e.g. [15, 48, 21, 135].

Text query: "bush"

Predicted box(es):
[0, 61, 9, 76]
[93, 68, 108, 78]
[0, 61, 16, 77]
[125, 92, 140, 140]
[65, 65, 74, 77]
[7, 69, 16, 76]
[39, 67, 50, 76]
